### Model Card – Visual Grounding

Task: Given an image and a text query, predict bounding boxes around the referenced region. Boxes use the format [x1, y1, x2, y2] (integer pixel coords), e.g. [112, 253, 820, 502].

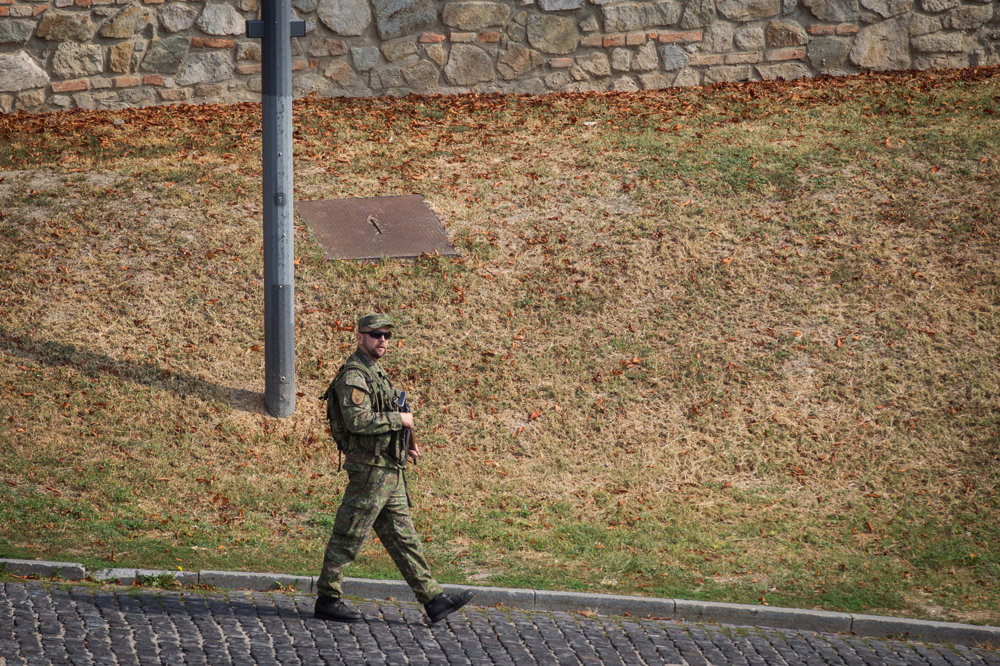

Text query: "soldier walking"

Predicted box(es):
[315, 313, 473, 624]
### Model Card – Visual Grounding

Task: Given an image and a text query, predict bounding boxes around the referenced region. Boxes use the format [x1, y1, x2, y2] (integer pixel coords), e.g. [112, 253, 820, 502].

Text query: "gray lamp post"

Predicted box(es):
[247, 3, 305, 418]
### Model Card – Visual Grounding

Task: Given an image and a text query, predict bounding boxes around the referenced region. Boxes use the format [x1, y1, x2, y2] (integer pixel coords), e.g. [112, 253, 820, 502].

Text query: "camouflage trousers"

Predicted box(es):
[316, 465, 443, 605]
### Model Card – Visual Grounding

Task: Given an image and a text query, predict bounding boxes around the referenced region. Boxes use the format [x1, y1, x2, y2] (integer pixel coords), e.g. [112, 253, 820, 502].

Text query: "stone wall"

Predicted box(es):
[1, 0, 998, 112]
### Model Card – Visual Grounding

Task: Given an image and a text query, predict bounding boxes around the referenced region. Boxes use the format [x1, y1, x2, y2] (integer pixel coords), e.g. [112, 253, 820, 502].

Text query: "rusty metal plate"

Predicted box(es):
[296, 194, 458, 261]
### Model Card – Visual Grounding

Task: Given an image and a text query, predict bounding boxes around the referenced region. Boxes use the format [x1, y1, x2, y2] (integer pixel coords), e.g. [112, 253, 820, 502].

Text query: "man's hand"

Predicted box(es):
[407, 441, 420, 463]
[400, 412, 414, 430]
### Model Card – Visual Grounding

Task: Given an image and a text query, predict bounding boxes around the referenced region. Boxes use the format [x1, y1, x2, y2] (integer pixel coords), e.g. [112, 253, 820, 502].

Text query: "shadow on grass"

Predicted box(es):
[1, 325, 265, 415]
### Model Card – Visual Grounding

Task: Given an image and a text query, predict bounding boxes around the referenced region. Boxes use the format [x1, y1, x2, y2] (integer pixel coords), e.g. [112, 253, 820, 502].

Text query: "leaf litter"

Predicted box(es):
[0, 67, 998, 625]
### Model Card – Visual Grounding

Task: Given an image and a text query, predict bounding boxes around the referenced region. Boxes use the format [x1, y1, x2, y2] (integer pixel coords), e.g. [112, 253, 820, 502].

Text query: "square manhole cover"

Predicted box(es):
[296, 194, 458, 261]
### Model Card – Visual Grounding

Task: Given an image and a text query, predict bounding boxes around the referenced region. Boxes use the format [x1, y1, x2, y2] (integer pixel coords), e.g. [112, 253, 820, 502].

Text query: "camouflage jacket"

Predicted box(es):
[333, 351, 406, 470]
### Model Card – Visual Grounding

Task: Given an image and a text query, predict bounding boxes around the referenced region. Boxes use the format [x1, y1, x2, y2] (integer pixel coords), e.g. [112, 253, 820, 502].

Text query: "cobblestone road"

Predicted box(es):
[2, 582, 998, 665]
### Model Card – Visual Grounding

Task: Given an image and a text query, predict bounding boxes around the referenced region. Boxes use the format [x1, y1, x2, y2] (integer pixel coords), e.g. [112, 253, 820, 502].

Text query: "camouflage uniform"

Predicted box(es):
[316, 317, 444, 606]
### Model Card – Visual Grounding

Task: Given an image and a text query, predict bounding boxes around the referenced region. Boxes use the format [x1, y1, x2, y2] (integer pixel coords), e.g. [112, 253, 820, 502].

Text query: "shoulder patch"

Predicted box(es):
[351, 388, 366, 406]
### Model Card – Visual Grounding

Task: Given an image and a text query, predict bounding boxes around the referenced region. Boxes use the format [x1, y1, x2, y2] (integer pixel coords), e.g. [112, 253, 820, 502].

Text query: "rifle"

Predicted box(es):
[397, 390, 415, 464]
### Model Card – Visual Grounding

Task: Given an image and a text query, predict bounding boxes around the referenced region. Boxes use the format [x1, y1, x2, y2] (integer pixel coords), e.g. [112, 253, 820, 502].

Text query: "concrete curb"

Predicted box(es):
[2, 558, 998, 647]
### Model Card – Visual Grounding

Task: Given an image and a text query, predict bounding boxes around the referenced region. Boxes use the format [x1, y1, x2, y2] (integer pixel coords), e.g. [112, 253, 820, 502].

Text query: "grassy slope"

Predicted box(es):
[1, 68, 998, 625]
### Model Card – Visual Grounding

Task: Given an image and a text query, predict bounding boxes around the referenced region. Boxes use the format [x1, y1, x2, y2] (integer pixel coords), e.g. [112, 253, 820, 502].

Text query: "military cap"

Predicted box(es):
[357, 313, 394, 331]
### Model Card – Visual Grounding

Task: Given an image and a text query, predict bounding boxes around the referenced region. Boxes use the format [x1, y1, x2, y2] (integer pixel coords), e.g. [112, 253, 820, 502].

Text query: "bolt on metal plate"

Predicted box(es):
[296, 194, 458, 261]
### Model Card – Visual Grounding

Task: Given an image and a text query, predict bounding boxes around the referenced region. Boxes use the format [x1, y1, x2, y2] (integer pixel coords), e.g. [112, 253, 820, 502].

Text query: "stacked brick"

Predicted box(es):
[0, 0, 997, 112]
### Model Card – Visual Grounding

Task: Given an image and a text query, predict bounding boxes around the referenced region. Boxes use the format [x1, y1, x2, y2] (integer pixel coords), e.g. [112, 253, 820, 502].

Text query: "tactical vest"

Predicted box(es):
[320, 354, 405, 469]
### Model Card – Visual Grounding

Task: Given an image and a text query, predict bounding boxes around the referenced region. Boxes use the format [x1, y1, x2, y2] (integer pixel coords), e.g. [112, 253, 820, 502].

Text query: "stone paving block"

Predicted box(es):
[534, 589, 676, 618]
[19, 582, 991, 666]
[851, 613, 1000, 647]
[0, 558, 86, 580]
[4, 558, 999, 657]
[198, 570, 313, 592]
[673, 598, 853, 634]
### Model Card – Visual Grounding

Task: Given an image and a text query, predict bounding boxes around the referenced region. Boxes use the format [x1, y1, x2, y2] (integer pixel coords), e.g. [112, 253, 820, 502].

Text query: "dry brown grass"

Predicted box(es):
[1, 68, 998, 624]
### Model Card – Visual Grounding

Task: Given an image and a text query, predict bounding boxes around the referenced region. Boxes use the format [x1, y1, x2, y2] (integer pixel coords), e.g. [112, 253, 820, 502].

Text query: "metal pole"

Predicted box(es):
[261, 0, 295, 417]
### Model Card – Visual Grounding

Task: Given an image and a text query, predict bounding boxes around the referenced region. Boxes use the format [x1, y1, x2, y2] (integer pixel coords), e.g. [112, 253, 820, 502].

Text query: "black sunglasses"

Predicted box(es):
[362, 330, 392, 340]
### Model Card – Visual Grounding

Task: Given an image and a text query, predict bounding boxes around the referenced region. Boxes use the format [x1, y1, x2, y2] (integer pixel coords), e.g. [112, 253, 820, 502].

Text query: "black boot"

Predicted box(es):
[314, 597, 363, 623]
[424, 590, 474, 623]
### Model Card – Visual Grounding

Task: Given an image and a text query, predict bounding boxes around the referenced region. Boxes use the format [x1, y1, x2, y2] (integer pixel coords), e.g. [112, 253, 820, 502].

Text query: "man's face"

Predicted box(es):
[357, 326, 392, 359]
